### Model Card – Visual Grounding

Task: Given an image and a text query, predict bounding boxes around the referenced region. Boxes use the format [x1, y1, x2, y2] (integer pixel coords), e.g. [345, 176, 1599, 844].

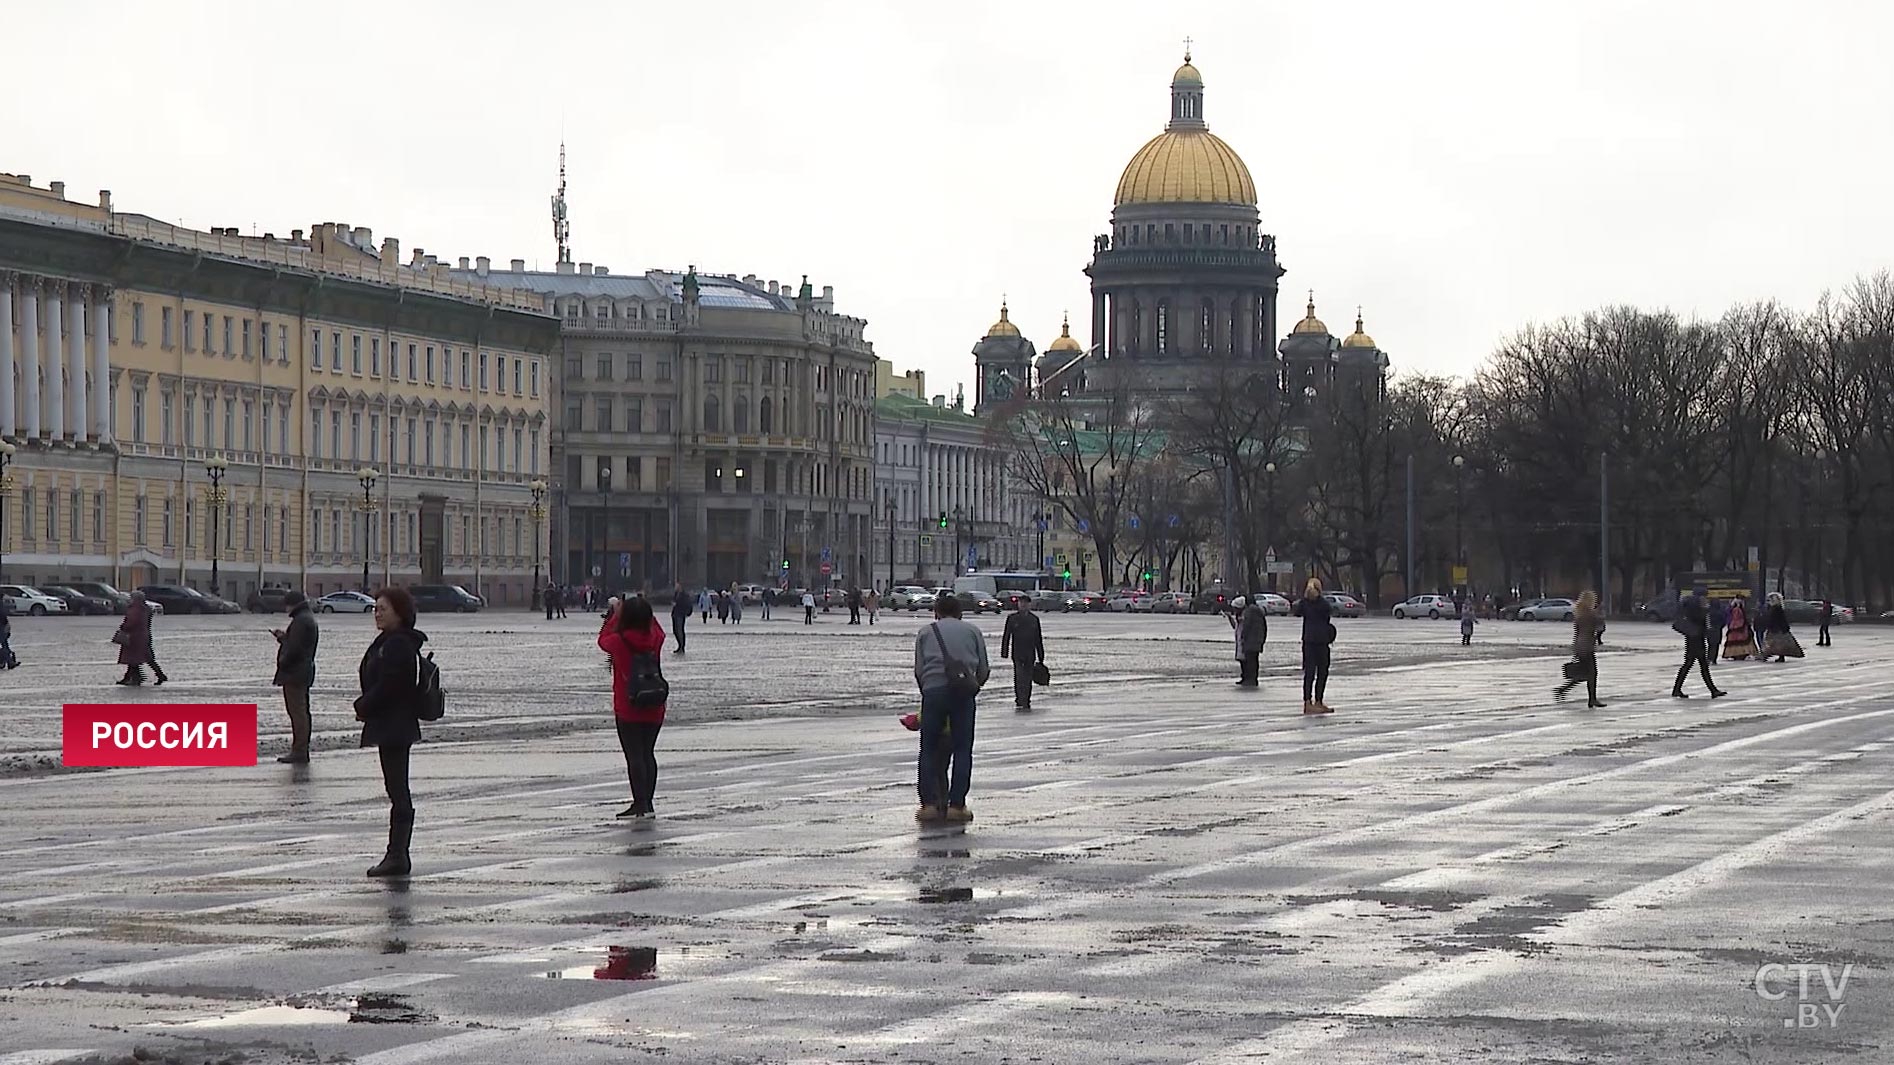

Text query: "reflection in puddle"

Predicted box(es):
[179, 1004, 351, 1028]
[538, 944, 659, 981]
[923, 849, 973, 859]
[916, 886, 1000, 904]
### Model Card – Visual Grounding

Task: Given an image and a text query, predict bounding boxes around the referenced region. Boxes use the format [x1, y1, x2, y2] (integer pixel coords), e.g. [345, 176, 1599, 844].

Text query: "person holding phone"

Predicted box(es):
[270, 590, 320, 764]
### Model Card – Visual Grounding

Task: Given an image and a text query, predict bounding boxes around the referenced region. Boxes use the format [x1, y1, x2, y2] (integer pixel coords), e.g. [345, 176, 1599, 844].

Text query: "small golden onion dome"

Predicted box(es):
[1115, 130, 1255, 206]
[1291, 294, 1329, 336]
[1342, 310, 1377, 349]
[985, 300, 1021, 339]
[1172, 61, 1203, 88]
[1048, 313, 1082, 352]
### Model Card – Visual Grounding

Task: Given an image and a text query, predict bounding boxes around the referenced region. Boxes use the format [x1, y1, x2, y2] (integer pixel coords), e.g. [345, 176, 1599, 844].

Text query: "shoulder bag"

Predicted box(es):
[930, 623, 980, 698]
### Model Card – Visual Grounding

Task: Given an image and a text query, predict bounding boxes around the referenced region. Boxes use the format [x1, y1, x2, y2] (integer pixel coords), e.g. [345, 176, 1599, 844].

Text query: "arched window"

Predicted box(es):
[759, 395, 774, 434]
[1201, 298, 1215, 354]
[734, 395, 750, 434]
[703, 394, 721, 433]
[1156, 300, 1170, 356]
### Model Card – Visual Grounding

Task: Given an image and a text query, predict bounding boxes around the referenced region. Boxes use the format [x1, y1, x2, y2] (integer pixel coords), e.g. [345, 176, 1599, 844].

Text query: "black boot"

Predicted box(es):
[367, 810, 414, 877]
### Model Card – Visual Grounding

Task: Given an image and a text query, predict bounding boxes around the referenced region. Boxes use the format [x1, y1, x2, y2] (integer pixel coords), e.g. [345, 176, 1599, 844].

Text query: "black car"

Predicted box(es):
[137, 585, 240, 615]
[40, 585, 116, 615]
[410, 584, 484, 612]
[1189, 585, 1242, 614]
[63, 581, 134, 614]
[247, 586, 293, 613]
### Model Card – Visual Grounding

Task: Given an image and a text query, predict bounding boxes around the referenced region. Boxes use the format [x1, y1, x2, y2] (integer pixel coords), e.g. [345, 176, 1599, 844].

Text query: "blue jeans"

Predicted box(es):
[918, 686, 977, 808]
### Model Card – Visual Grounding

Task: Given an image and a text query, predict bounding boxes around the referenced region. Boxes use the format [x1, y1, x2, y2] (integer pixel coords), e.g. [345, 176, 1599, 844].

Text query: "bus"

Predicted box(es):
[953, 571, 1051, 606]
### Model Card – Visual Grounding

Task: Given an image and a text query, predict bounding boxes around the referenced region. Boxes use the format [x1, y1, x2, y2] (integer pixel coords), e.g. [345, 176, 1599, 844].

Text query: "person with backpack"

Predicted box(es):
[599, 595, 669, 818]
[912, 595, 991, 822]
[270, 590, 320, 764]
[1292, 578, 1334, 714]
[354, 586, 432, 878]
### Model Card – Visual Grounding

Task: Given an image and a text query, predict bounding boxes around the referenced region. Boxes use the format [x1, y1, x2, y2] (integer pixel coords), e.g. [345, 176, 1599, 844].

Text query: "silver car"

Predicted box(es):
[1517, 598, 1577, 622]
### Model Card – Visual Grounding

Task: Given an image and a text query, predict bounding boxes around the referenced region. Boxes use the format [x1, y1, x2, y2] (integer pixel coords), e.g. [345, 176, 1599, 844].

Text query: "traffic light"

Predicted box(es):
[1061, 568, 1072, 579]
[781, 559, 790, 571]
[937, 511, 948, 529]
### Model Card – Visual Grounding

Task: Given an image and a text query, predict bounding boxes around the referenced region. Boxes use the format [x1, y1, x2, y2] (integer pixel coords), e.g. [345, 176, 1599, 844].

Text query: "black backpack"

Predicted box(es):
[415, 651, 446, 721]
[628, 651, 670, 708]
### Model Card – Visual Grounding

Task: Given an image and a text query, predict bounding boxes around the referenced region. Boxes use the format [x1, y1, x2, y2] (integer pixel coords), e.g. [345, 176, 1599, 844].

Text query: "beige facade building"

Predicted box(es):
[874, 359, 925, 401]
[449, 259, 878, 592]
[0, 174, 559, 606]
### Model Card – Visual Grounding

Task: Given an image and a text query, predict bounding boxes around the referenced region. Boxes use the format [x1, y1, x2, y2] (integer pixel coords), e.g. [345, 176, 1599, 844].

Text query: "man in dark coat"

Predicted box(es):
[1818, 599, 1833, 647]
[669, 582, 691, 654]
[848, 587, 863, 625]
[1235, 596, 1268, 688]
[271, 591, 320, 763]
[544, 582, 558, 620]
[1673, 594, 1726, 699]
[1707, 596, 1729, 663]
[999, 596, 1045, 711]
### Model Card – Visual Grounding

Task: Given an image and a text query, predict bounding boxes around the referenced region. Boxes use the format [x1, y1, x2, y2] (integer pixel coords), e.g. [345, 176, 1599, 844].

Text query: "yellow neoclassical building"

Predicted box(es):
[0, 174, 560, 606]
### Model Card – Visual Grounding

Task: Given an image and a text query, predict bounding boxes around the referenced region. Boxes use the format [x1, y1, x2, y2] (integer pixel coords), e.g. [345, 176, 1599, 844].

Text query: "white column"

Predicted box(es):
[0, 273, 14, 438]
[90, 289, 110, 440]
[44, 282, 64, 440]
[19, 279, 40, 439]
[67, 289, 86, 441]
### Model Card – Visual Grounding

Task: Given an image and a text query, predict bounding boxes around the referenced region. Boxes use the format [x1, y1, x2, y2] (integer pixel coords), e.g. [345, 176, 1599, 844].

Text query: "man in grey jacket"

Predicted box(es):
[912, 595, 991, 823]
[271, 590, 321, 764]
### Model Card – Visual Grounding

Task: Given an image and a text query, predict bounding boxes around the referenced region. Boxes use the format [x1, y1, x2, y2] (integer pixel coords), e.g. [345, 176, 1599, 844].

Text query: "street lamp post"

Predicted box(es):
[529, 479, 547, 608]
[953, 503, 965, 575]
[1452, 454, 1466, 595]
[356, 466, 380, 592]
[1035, 511, 1047, 574]
[598, 464, 613, 594]
[885, 497, 896, 592]
[205, 455, 228, 597]
[1264, 461, 1278, 593]
[0, 440, 14, 584]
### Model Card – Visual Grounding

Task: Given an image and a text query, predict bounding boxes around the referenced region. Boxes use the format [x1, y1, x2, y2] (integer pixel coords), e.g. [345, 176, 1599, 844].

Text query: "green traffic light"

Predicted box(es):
[781, 559, 790, 570]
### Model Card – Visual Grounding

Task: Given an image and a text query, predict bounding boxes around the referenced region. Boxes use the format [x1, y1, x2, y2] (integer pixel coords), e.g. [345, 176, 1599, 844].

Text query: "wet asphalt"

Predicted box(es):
[0, 608, 1889, 1063]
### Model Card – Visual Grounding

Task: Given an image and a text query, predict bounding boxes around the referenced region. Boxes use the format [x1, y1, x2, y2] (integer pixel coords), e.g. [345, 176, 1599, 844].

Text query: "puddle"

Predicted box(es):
[915, 886, 1000, 904]
[381, 939, 409, 955]
[611, 878, 664, 893]
[536, 944, 665, 980]
[350, 991, 433, 1023]
[178, 1004, 351, 1027]
[922, 849, 972, 859]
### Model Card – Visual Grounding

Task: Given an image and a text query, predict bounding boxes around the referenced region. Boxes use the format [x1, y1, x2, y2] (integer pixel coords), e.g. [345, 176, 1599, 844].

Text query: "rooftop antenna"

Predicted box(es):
[551, 141, 572, 265]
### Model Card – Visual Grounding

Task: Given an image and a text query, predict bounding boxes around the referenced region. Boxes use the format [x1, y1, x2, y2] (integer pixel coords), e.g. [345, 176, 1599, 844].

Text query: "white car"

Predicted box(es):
[0, 585, 70, 616]
[1391, 594, 1459, 620]
[887, 585, 935, 610]
[315, 590, 376, 613]
[1517, 598, 1577, 622]
[1258, 593, 1293, 616]
[1108, 592, 1152, 612]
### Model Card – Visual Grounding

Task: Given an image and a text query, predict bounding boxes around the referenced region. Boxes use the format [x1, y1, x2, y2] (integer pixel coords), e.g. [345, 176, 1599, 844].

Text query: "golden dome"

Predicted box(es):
[1341, 310, 1377, 349]
[985, 300, 1020, 339]
[1115, 129, 1256, 206]
[1048, 312, 1082, 352]
[1291, 294, 1329, 336]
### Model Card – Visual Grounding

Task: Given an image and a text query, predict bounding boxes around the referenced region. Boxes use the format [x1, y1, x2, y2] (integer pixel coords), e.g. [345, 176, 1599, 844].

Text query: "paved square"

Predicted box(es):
[0, 609, 1888, 1063]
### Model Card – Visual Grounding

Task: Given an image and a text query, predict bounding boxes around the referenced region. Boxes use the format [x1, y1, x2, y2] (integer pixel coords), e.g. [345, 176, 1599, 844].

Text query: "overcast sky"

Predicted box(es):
[7, 1, 1891, 392]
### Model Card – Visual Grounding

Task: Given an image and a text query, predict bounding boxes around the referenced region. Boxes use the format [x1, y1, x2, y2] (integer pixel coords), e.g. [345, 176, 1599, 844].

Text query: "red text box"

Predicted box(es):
[63, 704, 258, 767]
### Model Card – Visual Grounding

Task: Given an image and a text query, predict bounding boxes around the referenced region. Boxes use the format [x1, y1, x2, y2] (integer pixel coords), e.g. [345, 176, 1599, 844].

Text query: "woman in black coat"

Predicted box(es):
[355, 586, 428, 877]
[1292, 578, 1335, 715]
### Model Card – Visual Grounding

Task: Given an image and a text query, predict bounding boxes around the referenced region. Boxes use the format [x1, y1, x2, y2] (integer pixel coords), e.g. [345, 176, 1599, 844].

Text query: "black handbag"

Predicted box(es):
[1561, 660, 1582, 680]
[1031, 662, 1051, 686]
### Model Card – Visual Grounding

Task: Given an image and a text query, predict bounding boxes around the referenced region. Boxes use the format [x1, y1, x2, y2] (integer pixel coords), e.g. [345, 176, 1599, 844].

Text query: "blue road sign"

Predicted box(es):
[820, 546, 832, 563]
[1129, 515, 1142, 530]
[1043, 555, 1055, 568]
[619, 552, 631, 569]
[1167, 513, 1180, 528]
[1077, 519, 1090, 533]
[965, 545, 978, 567]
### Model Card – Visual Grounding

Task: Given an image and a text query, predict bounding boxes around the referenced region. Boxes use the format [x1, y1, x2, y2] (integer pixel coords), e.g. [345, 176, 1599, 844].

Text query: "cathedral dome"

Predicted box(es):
[1341, 311, 1377, 349]
[1113, 52, 1255, 207]
[1047, 312, 1082, 353]
[1291, 295, 1329, 336]
[984, 300, 1021, 338]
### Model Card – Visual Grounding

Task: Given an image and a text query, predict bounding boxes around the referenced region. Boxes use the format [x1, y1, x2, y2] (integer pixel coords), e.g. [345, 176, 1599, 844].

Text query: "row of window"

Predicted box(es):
[1118, 298, 1269, 357]
[310, 329, 539, 399]
[129, 387, 291, 455]
[306, 408, 541, 476]
[563, 351, 870, 399]
[305, 507, 534, 559]
[568, 352, 673, 383]
[1112, 221, 1262, 248]
[561, 299, 672, 324]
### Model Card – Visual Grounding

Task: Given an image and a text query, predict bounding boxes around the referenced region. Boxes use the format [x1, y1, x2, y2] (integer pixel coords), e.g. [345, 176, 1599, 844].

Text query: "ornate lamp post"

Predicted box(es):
[0, 440, 14, 584]
[1452, 454, 1466, 594]
[357, 466, 380, 592]
[1035, 511, 1048, 574]
[598, 463, 612, 593]
[204, 455, 229, 596]
[529, 478, 547, 606]
[1264, 460, 1278, 593]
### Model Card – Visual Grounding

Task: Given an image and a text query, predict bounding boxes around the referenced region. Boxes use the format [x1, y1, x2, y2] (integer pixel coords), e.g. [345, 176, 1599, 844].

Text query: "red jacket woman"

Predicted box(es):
[598, 597, 668, 818]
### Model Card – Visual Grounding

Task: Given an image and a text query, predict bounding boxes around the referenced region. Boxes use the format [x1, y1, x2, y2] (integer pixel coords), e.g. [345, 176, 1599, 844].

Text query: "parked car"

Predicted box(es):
[137, 585, 226, 614]
[1107, 591, 1153, 613]
[1637, 592, 1681, 622]
[734, 583, 768, 604]
[1029, 589, 1071, 611]
[1500, 598, 1546, 621]
[1323, 592, 1366, 618]
[1783, 598, 1855, 625]
[0, 585, 70, 616]
[1256, 592, 1293, 616]
[410, 584, 484, 612]
[1189, 585, 1242, 614]
[1063, 590, 1110, 612]
[887, 585, 935, 610]
[62, 581, 136, 614]
[247, 585, 293, 613]
[1392, 594, 1459, 620]
[952, 590, 1002, 614]
[315, 590, 377, 613]
[39, 585, 116, 615]
[1517, 598, 1577, 622]
[1148, 591, 1194, 614]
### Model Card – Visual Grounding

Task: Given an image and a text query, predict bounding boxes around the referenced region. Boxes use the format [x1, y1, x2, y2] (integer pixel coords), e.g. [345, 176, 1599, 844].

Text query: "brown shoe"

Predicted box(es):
[1301, 700, 1315, 714]
[1305, 701, 1334, 715]
[944, 805, 974, 823]
[915, 805, 944, 823]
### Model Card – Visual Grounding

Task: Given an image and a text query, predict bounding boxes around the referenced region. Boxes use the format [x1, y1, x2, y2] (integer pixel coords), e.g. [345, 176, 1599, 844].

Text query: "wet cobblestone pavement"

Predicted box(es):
[0, 610, 1889, 1063]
